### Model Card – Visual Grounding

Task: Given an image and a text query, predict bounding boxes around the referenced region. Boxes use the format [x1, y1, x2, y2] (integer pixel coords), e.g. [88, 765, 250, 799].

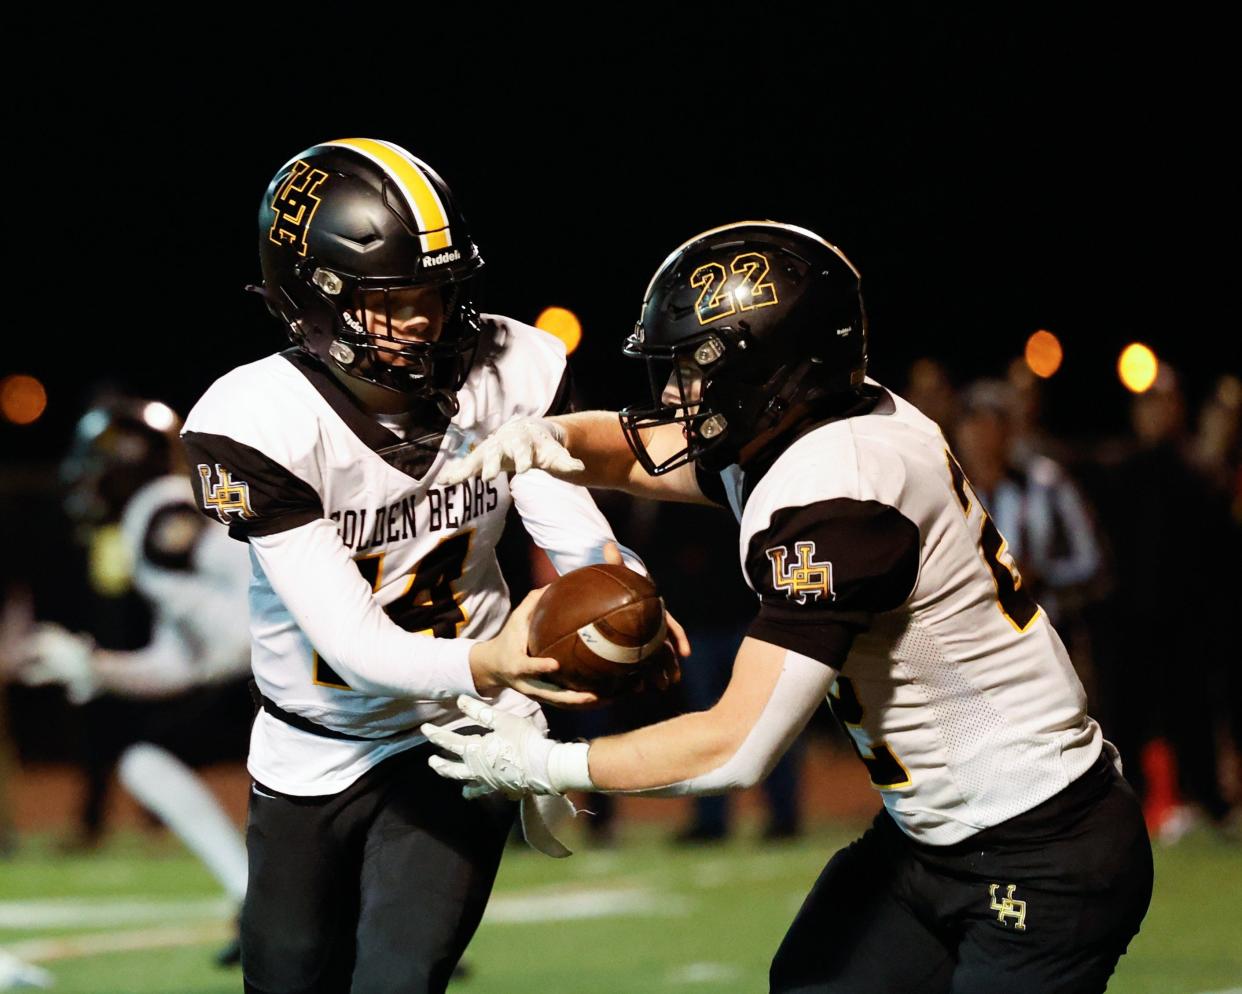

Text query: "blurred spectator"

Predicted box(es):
[12, 395, 253, 964]
[1093, 367, 1234, 837]
[904, 357, 958, 429]
[954, 379, 1104, 627]
[1006, 357, 1074, 466]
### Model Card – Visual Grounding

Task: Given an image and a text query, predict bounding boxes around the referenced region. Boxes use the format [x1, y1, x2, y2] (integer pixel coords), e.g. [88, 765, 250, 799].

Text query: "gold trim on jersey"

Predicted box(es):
[325, 138, 452, 253]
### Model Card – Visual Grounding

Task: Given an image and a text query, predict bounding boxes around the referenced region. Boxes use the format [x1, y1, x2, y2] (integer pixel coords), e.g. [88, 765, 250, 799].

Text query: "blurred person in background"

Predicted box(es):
[1093, 366, 1235, 840]
[12, 395, 253, 965]
[953, 379, 1103, 628]
[903, 357, 958, 429]
[1191, 374, 1241, 815]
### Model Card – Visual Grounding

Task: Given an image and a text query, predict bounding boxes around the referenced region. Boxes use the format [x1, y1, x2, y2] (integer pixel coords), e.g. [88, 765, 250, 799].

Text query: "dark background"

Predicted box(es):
[3, 9, 1235, 461]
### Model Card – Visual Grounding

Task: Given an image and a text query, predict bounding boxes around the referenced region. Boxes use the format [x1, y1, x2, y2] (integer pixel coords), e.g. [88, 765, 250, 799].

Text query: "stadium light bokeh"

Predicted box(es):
[535, 306, 583, 355]
[1024, 330, 1063, 379]
[0, 374, 48, 426]
[1118, 343, 1159, 394]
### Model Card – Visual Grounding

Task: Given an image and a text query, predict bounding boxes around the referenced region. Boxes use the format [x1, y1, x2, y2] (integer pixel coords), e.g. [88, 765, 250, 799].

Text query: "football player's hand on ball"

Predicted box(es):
[439, 417, 585, 485]
[469, 590, 599, 709]
[423, 695, 561, 800]
[15, 623, 99, 704]
[601, 541, 690, 691]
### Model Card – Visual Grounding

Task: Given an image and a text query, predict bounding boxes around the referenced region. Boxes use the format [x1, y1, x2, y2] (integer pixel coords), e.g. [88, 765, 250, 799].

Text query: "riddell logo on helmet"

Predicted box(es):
[342, 311, 366, 334]
[422, 249, 462, 267]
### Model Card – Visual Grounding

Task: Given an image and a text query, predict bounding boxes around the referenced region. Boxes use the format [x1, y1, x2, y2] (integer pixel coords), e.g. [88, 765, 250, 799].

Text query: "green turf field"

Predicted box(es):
[1, 822, 1238, 993]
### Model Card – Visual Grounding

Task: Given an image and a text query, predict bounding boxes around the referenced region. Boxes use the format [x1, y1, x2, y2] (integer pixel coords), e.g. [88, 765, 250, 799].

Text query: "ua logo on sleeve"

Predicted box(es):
[197, 464, 256, 524]
[766, 541, 834, 604]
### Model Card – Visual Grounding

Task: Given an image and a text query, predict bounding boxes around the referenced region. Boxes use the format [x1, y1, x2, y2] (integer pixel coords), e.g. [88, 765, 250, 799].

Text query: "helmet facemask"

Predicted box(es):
[300, 265, 484, 415]
[619, 331, 740, 475]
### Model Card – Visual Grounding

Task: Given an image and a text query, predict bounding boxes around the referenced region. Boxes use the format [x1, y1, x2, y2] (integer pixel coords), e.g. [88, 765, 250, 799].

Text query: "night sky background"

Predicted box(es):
[3, 10, 1236, 458]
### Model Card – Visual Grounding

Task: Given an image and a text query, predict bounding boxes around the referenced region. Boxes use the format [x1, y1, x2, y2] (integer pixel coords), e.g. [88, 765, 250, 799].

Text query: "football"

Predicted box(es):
[528, 563, 670, 701]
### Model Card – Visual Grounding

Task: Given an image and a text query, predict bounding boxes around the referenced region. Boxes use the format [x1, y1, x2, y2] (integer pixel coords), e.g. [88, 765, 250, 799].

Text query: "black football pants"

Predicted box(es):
[241, 743, 515, 994]
[770, 752, 1153, 994]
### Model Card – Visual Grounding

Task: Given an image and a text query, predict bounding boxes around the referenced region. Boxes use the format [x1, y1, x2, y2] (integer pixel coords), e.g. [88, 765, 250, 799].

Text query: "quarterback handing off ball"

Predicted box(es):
[529, 564, 673, 703]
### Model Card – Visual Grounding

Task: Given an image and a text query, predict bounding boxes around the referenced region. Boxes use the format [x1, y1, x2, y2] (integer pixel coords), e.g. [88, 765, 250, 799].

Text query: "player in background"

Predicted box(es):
[182, 139, 681, 994]
[428, 222, 1153, 993]
[15, 396, 252, 965]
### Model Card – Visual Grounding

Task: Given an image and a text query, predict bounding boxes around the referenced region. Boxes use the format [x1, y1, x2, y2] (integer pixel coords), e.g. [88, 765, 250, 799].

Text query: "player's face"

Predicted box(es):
[355, 286, 445, 365]
[661, 359, 704, 410]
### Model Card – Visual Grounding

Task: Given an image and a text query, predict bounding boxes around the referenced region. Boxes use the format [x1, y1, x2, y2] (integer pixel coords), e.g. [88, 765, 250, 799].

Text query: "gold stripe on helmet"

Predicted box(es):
[325, 138, 453, 253]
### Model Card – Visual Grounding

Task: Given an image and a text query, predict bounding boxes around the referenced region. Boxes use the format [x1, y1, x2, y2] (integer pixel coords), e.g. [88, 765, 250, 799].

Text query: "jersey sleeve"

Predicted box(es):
[480, 315, 574, 421]
[181, 362, 325, 541]
[182, 430, 323, 540]
[744, 498, 920, 667]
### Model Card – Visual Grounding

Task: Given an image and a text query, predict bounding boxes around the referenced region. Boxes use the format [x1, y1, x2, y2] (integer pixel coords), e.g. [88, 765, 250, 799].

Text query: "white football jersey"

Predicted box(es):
[183, 316, 634, 795]
[102, 474, 252, 694]
[707, 381, 1103, 845]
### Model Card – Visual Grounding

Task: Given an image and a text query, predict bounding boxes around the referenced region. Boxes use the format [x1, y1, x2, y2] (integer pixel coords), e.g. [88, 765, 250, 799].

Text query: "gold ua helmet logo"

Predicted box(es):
[197, 464, 256, 524]
[989, 884, 1028, 931]
[765, 542, 834, 604]
[268, 159, 329, 257]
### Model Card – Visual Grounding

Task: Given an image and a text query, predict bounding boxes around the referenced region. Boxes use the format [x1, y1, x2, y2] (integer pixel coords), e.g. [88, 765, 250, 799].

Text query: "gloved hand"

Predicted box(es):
[16, 623, 99, 704]
[438, 417, 585, 485]
[422, 695, 593, 800]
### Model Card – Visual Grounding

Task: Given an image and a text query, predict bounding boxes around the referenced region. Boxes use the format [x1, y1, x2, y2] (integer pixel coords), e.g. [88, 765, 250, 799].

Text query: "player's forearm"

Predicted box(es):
[553, 413, 708, 504]
[558, 643, 833, 796]
[251, 521, 478, 701]
[550, 411, 637, 491]
[585, 710, 744, 791]
[92, 634, 201, 698]
[508, 468, 647, 576]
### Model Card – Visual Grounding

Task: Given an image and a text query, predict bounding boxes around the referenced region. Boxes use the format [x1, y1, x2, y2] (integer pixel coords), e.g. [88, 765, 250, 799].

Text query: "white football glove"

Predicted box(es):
[437, 417, 585, 485]
[422, 695, 593, 800]
[16, 623, 99, 704]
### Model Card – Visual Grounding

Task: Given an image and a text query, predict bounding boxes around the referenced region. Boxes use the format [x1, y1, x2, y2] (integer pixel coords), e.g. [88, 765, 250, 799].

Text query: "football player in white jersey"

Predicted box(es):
[180, 139, 670, 994]
[428, 222, 1153, 993]
[15, 396, 252, 966]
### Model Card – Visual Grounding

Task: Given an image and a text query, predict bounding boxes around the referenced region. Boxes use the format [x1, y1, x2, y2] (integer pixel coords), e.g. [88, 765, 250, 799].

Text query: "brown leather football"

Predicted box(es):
[528, 563, 669, 700]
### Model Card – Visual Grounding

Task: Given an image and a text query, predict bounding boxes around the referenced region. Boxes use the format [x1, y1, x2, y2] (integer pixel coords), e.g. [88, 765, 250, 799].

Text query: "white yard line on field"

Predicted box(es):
[667, 961, 743, 984]
[0, 922, 232, 963]
[0, 898, 233, 930]
[485, 886, 690, 923]
[0, 884, 688, 963]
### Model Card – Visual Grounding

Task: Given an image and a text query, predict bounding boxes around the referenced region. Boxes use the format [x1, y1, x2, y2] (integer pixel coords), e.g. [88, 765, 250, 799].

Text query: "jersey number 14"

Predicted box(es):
[314, 531, 473, 690]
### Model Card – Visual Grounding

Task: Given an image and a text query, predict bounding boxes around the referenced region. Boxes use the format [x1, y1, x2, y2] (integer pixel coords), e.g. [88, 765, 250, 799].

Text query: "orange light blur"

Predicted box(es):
[0, 374, 48, 425]
[1118, 343, 1159, 394]
[535, 307, 583, 355]
[1024, 330, 1063, 379]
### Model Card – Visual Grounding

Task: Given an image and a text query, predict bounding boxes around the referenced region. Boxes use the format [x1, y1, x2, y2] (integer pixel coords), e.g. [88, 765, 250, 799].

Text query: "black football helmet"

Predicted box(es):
[619, 222, 868, 474]
[62, 396, 184, 524]
[255, 139, 485, 412]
